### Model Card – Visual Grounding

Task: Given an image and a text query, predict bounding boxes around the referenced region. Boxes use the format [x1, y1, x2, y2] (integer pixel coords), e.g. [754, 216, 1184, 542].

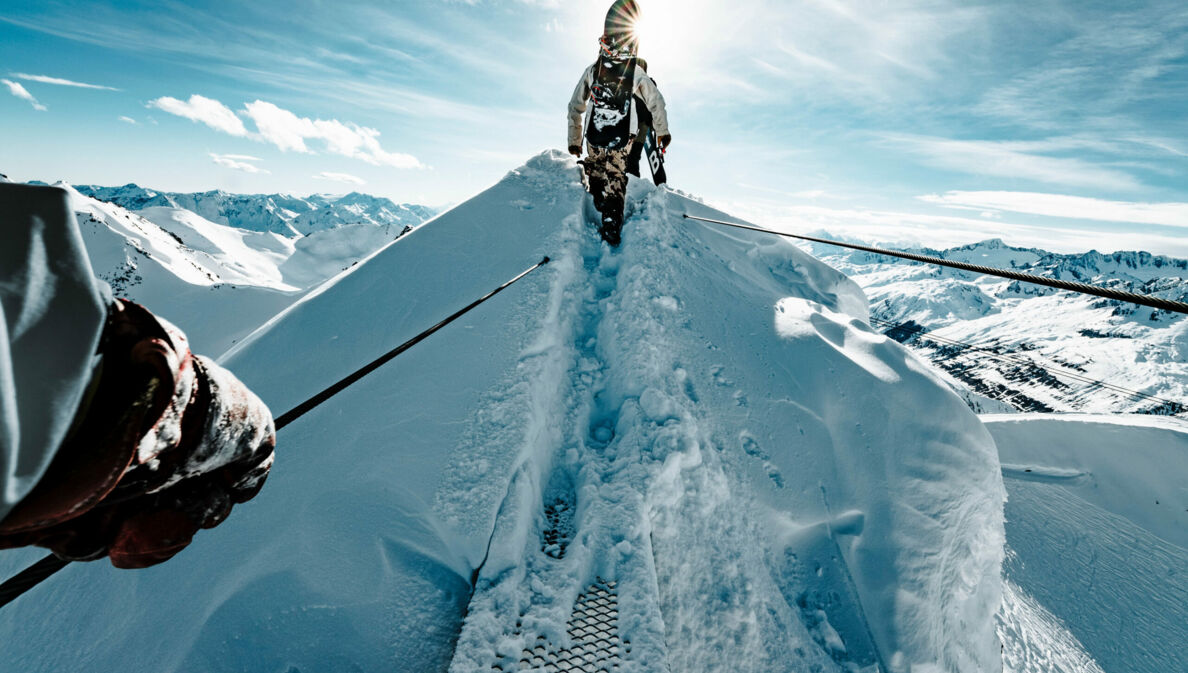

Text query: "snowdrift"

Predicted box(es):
[0, 152, 1005, 673]
[985, 414, 1188, 673]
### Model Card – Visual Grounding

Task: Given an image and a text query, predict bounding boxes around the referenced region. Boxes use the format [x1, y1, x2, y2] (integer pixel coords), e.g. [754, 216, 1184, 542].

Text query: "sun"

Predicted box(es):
[625, 0, 710, 72]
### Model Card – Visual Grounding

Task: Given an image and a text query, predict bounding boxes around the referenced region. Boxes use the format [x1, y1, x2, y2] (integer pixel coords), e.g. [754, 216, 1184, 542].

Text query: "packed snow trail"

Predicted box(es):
[446, 156, 1006, 673]
[0, 152, 1005, 672]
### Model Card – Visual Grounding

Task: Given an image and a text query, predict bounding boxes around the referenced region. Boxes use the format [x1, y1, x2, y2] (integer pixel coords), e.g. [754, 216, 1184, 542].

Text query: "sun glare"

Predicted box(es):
[628, 0, 706, 71]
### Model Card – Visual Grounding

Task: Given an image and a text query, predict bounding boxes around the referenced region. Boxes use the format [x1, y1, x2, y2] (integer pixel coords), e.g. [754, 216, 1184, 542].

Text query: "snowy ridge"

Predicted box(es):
[810, 238, 1188, 416]
[0, 153, 1005, 672]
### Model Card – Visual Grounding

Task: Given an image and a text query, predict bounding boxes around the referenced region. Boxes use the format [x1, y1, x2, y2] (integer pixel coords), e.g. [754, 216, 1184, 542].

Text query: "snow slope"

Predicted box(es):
[984, 414, 1188, 673]
[0, 152, 1005, 672]
[66, 185, 300, 355]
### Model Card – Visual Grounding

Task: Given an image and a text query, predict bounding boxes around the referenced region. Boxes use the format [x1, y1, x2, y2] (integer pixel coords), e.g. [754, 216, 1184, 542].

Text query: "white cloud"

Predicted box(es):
[11, 72, 119, 91]
[1, 79, 47, 111]
[149, 94, 250, 136]
[881, 133, 1143, 191]
[150, 94, 421, 169]
[920, 191, 1188, 229]
[119, 115, 138, 125]
[313, 171, 366, 185]
[210, 153, 269, 174]
[242, 100, 422, 168]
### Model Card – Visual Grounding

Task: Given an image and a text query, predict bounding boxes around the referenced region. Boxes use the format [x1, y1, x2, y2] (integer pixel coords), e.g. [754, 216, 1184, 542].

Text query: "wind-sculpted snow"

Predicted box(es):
[0, 152, 1005, 672]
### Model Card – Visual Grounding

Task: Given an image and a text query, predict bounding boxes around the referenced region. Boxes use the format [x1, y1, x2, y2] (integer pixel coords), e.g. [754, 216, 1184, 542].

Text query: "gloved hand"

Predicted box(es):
[659, 134, 672, 151]
[0, 300, 275, 568]
[569, 145, 583, 158]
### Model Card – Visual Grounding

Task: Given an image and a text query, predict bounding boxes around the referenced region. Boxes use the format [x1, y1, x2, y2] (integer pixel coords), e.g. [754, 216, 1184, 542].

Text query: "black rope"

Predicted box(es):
[0, 256, 551, 610]
[683, 214, 1188, 315]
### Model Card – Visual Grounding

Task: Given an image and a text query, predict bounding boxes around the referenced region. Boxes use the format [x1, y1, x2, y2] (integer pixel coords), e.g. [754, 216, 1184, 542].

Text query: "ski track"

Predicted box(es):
[447, 184, 849, 673]
[996, 579, 1105, 673]
[1002, 482, 1188, 673]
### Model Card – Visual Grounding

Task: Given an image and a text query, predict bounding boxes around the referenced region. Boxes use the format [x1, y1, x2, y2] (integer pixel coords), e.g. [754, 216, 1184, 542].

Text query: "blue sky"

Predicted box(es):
[2, 0, 1186, 255]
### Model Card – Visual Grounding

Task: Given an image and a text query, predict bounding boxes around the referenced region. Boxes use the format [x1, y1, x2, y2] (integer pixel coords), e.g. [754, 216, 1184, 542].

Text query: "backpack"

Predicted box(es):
[586, 56, 638, 150]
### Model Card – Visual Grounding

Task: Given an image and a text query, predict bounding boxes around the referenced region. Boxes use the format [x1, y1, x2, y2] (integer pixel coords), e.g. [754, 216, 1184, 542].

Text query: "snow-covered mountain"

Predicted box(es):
[0, 152, 1009, 672]
[805, 237, 1188, 416]
[291, 192, 434, 236]
[76, 183, 435, 237]
[58, 183, 431, 356]
[2, 153, 1182, 673]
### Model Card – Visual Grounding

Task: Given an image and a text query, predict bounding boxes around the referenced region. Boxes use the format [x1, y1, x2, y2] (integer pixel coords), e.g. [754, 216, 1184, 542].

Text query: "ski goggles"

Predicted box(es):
[599, 33, 637, 59]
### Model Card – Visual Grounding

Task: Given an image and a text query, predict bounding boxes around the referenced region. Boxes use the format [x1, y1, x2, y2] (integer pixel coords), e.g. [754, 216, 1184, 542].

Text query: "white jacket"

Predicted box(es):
[0, 184, 108, 523]
[568, 61, 669, 150]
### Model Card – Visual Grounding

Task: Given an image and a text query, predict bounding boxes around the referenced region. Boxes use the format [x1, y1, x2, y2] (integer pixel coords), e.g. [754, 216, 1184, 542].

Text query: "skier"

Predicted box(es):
[0, 183, 276, 569]
[568, 0, 671, 247]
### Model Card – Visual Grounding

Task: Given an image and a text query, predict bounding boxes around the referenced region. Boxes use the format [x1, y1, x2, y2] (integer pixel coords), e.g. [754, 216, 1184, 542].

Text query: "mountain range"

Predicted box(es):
[55, 181, 437, 355]
[804, 236, 1188, 416]
[75, 183, 436, 237]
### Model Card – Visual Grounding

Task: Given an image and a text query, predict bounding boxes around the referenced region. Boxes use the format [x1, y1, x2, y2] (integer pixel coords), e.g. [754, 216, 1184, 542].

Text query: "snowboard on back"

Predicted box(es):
[643, 126, 667, 186]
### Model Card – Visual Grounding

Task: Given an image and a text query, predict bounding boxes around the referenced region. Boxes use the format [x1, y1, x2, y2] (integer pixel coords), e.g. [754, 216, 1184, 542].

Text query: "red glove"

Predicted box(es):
[0, 300, 275, 568]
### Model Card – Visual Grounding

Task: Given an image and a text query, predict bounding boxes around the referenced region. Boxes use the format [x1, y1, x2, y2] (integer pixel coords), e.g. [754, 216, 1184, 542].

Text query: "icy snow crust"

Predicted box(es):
[0, 152, 1004, 672]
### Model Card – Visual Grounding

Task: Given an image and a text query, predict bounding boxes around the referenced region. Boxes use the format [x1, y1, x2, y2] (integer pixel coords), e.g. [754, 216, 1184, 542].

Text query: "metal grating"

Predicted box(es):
[493, 580, 623, 672]
[542, 499, 575, 560]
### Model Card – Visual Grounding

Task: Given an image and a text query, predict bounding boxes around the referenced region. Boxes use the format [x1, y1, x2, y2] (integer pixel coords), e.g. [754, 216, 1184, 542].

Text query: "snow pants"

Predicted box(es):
[582, 144, 631, 247]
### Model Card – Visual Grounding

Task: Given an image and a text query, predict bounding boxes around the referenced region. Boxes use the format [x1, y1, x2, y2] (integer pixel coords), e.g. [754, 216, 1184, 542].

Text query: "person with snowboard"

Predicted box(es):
[568, 0, 671, 247]
[0, 183, 276, 569]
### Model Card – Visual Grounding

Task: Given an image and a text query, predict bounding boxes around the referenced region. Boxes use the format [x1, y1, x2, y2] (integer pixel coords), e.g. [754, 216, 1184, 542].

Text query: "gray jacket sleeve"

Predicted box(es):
[567, 65, 594, 149]
[634, 68, 669, 138]
[0, 184, 107, 524]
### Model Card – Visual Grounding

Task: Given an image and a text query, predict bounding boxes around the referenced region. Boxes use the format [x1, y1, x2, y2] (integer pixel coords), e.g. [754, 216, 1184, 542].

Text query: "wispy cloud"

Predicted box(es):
[119, 115, 138, 125]
[974, 3, 1188, 132]
[11, 72, 119, 91]
[1, 78, 47, 111]
[210, 153, 269, 174]
[920, 190, 1188, 229]
[313, 171, 366, 185]
[880, 133, 1144, 192]
[149, 95, 250, 136]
